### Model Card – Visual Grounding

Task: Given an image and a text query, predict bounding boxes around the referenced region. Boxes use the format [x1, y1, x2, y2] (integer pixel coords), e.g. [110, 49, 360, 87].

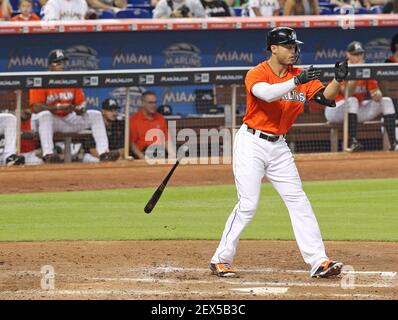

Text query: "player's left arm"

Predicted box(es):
[73, 89, 87, 115]
[368, 80, 382, 102]
[322, 59, 349, 102]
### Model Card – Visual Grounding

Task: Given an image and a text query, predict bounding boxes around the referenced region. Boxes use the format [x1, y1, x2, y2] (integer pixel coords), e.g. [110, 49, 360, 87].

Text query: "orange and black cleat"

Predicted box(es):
[210, 263, 236, 277]
[312, 260, 343, 278]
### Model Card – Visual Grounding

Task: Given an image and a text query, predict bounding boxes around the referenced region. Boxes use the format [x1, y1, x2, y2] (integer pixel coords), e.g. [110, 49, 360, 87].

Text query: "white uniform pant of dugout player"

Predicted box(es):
[325, 97, 396, 123]
[31, 110, 109, 156]
[211, 124, 328, 276]
[0, 113, 18, 160]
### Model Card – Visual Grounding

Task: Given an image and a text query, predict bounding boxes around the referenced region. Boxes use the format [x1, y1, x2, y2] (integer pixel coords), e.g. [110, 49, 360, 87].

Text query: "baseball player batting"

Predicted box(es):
[210, 27, 347, 278]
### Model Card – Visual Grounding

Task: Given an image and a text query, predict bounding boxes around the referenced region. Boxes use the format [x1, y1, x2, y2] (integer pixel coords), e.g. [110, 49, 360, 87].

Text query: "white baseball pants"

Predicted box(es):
[31, 110, 109, 157]
[325, 97, 396, 123]
[0, 113, 17, 159]
[211, 124, 329, 276]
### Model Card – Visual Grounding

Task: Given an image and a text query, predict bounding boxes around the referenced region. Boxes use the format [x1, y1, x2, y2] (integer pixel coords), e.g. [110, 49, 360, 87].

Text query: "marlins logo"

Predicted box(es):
[364, 38, 391, 63]
[65, 45, 99, 70]
[163, 43, 201, 68]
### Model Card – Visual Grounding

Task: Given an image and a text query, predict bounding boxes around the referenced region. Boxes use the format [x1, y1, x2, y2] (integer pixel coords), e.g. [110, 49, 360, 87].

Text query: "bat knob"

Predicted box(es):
[144, 205, 153, 214]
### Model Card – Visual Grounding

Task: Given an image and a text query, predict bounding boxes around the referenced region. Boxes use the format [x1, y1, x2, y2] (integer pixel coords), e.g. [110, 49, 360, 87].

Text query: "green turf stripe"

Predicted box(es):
[0, 178, 397, 242]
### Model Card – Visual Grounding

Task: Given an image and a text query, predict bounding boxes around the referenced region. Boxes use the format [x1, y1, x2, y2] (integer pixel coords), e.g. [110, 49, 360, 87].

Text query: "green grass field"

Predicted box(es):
[0, 178, 397, 242]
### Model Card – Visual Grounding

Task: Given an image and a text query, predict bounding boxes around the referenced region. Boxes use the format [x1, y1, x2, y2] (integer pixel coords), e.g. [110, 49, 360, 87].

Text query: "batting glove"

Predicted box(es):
[294, 65, 321, 85]
[334, 59, 348, 83]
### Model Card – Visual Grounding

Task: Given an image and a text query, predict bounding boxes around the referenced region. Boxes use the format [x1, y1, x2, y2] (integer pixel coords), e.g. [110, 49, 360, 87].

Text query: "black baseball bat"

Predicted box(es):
[144, 151, 185, 214]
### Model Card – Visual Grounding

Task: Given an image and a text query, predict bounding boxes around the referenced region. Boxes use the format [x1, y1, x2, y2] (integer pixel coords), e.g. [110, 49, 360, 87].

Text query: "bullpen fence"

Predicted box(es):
[0, 63, 397, 165]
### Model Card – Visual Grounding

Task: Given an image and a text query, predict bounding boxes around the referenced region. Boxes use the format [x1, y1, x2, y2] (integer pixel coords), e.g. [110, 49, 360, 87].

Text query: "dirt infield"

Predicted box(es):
[0, 151, 398, 194]
[0, 240, 397, 300]
[0, 152, 397, 300]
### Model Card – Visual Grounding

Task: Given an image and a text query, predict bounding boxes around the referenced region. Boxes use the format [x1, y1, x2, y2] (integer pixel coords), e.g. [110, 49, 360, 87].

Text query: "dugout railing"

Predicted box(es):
[0, 63, 397, 163]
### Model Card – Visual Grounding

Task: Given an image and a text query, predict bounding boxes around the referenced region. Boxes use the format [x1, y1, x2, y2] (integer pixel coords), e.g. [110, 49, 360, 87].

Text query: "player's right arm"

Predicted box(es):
[29, 89, 55, 113]
[250, 65, 320, 102]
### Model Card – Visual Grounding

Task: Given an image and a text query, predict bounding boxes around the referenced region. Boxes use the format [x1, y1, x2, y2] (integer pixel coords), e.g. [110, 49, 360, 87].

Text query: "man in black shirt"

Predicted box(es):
[83, 98, 123, 162]
[200, 0, 232, 16]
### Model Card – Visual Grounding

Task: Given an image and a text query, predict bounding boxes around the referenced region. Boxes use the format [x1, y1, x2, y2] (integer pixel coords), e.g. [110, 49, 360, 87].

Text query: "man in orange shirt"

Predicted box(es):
[130, 91, 173, 159]
[210, 27, 348, 279]
[325, 41, 398, 151]
[30, 49, 119, 163]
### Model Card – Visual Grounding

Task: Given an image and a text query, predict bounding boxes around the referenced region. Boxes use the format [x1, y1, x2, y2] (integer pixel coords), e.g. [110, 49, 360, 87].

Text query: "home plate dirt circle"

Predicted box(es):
[0, 240, 397, 300]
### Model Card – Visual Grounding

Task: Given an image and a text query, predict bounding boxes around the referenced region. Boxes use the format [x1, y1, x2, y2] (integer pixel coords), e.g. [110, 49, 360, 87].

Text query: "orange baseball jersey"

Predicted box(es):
[29, 88, 85, 117]
[129, 110, 169, 152]
[244, 61, 324, 135]
[11, 13, 40, 21]
[335, 80, 379, 103]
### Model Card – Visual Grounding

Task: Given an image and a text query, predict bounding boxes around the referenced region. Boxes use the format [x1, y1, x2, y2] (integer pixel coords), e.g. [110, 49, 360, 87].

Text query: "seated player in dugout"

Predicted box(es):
[82, 98, 124, 162]
[29, 49, 120, 163]
[324, 41, 398, 152]
[129, 91, 175, 159]
[0, 112, 25, 166]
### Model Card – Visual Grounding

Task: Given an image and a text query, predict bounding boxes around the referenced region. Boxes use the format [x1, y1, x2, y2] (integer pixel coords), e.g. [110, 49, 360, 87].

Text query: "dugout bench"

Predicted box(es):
[21, 131, 93, 163]
[53, 131, 93, 163]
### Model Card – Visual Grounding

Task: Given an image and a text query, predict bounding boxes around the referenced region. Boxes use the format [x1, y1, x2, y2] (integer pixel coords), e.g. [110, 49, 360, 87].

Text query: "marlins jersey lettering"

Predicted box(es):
[244, 61, 324, 135]
[29, 88, 85, 117]
[335, 80, 379, 103]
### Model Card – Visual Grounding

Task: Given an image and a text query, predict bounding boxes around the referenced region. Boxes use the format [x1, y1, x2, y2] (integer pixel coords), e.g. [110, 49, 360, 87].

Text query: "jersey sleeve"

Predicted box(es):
[29, 89, 47, 108]
[245, 66, 268, 94]
[74, 89, 86, 105]
[366, 80, 379, 92]
[305, 79, 325, 101]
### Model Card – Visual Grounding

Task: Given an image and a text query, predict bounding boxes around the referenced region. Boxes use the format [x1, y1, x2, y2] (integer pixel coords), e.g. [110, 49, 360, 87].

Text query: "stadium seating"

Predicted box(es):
[116, 8, 152, 18]
[99, 10, 116, 19]
[355, 7, 370, 14]
[233, 7, 242, 17]
[319, 1, 337, 10]
[319, 7, 332, 15]
[127, 0, 152, 8]
[10, 0, 19, 11]
[370, 5, 383, 14]
[333, 6, 370, 15]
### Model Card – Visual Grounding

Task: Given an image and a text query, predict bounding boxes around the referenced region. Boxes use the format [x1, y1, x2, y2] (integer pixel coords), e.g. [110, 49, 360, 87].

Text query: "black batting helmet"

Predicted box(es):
[266, 27, 303, 64]
[266, 27, 304, 50]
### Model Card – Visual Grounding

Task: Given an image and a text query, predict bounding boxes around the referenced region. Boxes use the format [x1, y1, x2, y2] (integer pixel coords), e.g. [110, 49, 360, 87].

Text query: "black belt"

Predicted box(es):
[246, 125, 281, 142]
